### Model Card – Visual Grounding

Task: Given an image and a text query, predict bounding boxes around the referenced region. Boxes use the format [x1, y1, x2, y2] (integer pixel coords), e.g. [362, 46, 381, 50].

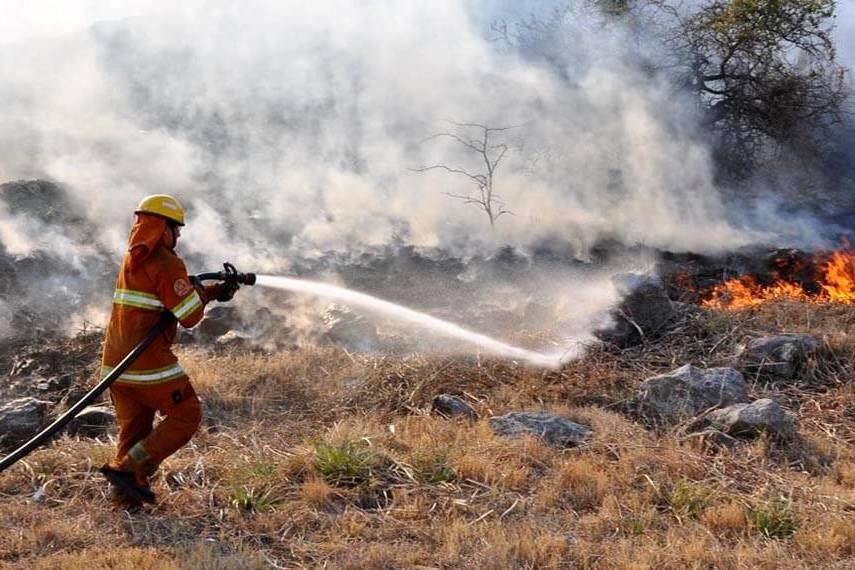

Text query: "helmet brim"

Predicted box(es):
[135, 210, 185, 226]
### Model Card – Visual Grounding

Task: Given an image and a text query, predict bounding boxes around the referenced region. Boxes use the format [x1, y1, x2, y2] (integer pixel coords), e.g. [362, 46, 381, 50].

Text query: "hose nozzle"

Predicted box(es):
[192, 262, 256, 286]
[222, 262, 256, 286]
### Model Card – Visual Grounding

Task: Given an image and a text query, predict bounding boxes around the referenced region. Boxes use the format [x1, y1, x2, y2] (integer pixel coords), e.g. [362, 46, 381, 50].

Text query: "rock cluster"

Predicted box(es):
[65, 405, 116, 437]
[321, 305, 380, 351]
[0, 397, 116, 449]
[637, 360, 800, 441]
[638, 364, 750, 424]
[0, 397, 51, 448]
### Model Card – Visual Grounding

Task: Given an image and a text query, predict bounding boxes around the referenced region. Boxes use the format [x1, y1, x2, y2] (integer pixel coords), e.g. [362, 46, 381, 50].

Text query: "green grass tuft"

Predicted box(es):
[229, 485, 281, 513]
[411, 451, 457, 485]
[669, 480, 715, 520]
[749, 498, 797, 539]
[313, 440, 375, 486]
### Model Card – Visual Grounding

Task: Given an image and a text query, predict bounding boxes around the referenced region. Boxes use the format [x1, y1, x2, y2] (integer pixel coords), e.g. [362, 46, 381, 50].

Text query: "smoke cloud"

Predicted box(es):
[0, 0, 849, 348]
[0, 0, 768, 262]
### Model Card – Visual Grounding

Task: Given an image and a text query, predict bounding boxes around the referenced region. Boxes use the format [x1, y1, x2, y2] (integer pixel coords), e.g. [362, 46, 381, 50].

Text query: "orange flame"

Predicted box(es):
[822, 251, 855, 303]
[702, 250, 855, 310]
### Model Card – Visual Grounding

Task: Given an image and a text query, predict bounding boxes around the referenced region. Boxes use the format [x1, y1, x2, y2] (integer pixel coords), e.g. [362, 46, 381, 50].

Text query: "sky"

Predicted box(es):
[838, 0, 855, 73]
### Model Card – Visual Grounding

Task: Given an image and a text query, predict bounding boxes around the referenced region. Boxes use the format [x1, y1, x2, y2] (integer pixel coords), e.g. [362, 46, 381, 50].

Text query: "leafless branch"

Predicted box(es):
[414, 122, 519, 229]
[411, 164, 486, 187]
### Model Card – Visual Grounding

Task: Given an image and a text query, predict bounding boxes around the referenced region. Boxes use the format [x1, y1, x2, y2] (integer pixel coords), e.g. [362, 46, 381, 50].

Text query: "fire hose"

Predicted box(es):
[0, 262, 256, 474]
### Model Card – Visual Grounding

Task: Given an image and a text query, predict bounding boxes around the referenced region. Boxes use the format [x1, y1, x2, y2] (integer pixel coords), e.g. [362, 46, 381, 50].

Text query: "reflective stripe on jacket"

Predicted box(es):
[101, 215, 208, 385]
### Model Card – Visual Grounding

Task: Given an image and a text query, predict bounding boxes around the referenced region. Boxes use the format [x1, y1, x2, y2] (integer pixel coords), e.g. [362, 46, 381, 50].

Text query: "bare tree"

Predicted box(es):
[414, 122, 515, 229]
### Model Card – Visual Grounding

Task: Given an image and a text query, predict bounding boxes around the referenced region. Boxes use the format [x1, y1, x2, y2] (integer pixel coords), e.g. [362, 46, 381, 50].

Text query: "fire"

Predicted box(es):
[822, 251, 855, 303]
[701, 250, 855, 310]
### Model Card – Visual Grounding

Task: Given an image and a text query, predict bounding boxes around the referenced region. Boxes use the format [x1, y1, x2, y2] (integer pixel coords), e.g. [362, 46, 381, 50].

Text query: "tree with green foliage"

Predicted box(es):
[674, 0, 847, 171]
[500, 0, 848, 175]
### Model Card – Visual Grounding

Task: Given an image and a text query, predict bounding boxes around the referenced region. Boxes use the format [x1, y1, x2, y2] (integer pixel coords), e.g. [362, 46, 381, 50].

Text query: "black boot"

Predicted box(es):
[100, 465, 156, 504]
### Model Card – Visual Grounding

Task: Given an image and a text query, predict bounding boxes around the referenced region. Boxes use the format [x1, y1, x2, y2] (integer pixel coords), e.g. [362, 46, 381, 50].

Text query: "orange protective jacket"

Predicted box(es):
[101, 214, 214, 384]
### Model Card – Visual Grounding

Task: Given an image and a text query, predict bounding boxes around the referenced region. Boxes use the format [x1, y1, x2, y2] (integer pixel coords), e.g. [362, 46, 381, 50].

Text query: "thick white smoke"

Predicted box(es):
[0, 201, 98, 269]
[0, 0, 762, 265]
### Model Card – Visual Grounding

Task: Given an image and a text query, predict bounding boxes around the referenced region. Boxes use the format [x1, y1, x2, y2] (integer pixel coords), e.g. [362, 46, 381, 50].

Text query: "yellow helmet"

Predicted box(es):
[135, 194, 185, 225]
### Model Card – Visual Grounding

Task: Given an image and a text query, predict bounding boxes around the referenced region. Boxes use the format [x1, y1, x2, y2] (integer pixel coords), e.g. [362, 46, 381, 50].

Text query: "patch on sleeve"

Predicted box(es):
[173, 278, 192, 297]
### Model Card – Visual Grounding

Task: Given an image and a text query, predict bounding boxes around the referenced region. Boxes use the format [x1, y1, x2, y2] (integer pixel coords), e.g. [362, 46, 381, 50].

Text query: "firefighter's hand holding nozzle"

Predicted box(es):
[190, 262, 254, 304]
[217, 281, 239, 302]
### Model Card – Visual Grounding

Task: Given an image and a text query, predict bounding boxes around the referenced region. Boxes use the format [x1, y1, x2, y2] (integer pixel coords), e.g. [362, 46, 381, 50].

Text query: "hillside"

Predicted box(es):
[0, 300, 852, 569]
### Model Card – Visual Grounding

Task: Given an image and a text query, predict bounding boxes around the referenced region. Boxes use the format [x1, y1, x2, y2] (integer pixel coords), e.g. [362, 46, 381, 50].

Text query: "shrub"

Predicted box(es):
[410, 451, 456, 485]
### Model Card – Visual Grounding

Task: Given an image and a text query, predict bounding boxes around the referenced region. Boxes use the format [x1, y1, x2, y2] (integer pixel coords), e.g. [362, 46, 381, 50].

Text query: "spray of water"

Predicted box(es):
[256, 275, 574, 369]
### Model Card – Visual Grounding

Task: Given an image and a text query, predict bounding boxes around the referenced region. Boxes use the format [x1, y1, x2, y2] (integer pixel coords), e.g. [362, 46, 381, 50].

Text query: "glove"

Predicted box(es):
[190, 276, 210, 301]
[216, 281, 240, 302]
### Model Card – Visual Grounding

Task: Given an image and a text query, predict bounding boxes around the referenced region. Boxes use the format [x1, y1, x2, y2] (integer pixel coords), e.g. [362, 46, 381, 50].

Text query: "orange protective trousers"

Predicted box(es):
[110, 378, 202, 472]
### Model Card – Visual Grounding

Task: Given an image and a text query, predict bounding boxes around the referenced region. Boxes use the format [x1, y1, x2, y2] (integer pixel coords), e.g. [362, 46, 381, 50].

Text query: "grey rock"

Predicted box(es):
[706, 399, 796, 440]
[0, 397, 51, 446]
[321, 304, 379, 351]
[66, 405, 115, 437]
[32, 484, 48, 503]
[489, 411, 591, 447]
[595, 274, 676, 348]
[432, 394, 477, 420]
[216, 330, 251, 348]
[34, 377, 53, 392]
[197, 306, 240, 339]
[341, 377, 364, 390]
[739, 334, 821, 380]
[638, 364, 750, 424]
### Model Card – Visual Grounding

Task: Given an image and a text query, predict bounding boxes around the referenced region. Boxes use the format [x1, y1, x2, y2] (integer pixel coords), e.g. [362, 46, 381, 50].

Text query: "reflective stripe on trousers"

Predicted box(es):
[101, 362, 187, 384]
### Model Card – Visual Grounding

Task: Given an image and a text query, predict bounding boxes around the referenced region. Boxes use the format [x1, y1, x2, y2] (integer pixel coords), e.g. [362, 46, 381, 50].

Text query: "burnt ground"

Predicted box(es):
[0, 330, 103, 410]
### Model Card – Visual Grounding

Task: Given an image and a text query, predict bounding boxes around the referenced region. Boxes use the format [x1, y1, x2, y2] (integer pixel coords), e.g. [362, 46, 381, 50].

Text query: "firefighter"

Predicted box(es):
[99, 194, 238, 507]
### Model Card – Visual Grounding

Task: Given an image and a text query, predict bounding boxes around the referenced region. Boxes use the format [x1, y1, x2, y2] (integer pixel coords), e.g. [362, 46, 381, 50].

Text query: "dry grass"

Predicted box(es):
[701, 501, 749, 536]
[0, 301, 853, 568]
